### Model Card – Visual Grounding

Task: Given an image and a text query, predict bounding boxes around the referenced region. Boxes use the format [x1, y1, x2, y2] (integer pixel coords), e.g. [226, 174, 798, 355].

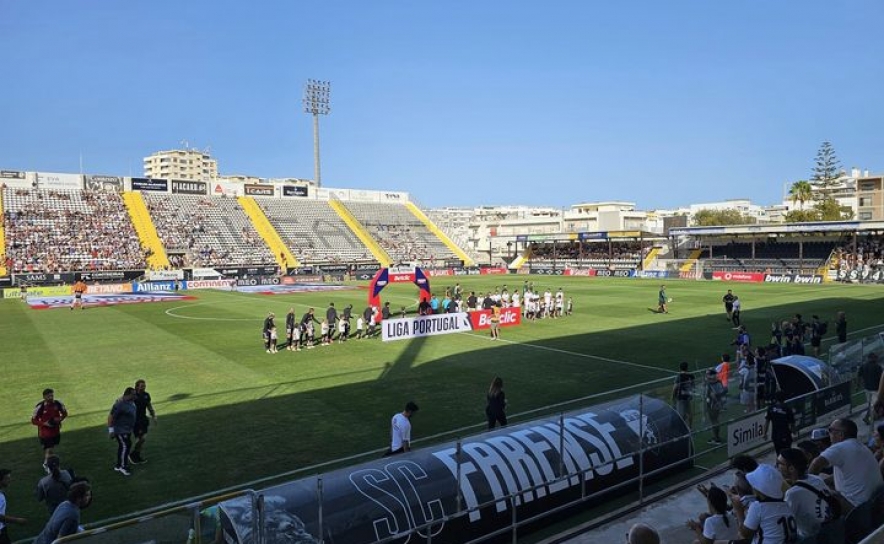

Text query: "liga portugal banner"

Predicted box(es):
[382, 313, 473, 342]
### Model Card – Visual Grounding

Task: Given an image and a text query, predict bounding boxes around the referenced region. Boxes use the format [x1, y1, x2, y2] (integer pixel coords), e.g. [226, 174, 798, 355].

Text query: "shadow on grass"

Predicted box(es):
[3, 294, 884, 540]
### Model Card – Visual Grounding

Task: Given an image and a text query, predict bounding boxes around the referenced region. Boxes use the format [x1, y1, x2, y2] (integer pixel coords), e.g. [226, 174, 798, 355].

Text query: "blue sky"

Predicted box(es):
[1, 1, 882, 209]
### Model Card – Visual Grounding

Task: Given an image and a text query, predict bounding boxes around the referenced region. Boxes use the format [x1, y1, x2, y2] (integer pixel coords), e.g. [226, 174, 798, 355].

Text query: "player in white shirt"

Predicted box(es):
[731, 464, 798, 544]
[501, 289, 510, 308]
[554, 288, 564, 318]
[511, 290, 521, 315]
[543, 290, 552, 318]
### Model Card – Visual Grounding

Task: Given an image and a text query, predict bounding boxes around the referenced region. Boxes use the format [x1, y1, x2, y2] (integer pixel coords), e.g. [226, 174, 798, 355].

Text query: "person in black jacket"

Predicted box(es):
[485, 377, 507, 430]
[285, 308, 297, 351]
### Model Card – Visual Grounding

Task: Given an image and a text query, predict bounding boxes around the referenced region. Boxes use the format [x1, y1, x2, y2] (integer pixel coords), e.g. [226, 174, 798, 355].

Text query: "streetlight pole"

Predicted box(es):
[303, 79, 331, 188]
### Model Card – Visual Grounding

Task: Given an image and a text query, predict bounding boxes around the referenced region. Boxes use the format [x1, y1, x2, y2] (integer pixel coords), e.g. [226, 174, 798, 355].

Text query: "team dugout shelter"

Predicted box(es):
[511, 231, 666, 273]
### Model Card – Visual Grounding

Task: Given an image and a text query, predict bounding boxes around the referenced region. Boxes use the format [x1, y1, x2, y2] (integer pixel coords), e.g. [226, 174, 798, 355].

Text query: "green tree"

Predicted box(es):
[814, 196, 854, 221]
[783, 197, 854, 223]
[810, 141, 842, 196]
[788, 180, 814, 209]
[692, 209, 757, 226]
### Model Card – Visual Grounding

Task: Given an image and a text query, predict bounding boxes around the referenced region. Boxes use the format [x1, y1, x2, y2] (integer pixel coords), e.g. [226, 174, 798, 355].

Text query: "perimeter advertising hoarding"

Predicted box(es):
[217, 395, 691, 544]
[35, 172, 81, 189]
[3, 285, 71, 299]
[711, 271, 764, 283]
[170, 180, 208, 195]
[84, 175, 123, 192]
[244, 184, 274, 197]
[763, 274, 824, 284]
[382, 312, 474, 341]
[218, 266, 279, 277]
[282, 185, 309, 197]
[131, 178, 169, 192]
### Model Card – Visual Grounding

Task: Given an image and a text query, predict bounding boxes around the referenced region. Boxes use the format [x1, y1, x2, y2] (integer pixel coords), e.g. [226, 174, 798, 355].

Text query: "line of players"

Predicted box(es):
[259, 283, 573, 353]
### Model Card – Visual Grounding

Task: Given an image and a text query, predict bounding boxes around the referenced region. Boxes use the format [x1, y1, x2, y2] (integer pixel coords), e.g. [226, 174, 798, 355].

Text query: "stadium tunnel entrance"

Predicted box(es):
[368, 266, 431, 310]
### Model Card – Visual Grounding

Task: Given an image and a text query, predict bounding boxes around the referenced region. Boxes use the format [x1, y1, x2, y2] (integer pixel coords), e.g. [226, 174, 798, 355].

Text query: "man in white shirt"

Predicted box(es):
[385, 401, 419, 456]
[809, 418, 883, 508]
[778, 448, 838, 541]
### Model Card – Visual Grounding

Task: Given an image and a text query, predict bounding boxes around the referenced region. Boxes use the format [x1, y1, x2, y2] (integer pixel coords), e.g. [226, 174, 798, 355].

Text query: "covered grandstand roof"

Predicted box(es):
[670, 220, 884, 237]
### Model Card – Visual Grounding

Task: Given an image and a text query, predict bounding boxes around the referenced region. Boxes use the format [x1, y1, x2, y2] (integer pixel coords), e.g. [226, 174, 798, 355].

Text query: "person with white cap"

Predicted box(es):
[729, 464, 797, 544]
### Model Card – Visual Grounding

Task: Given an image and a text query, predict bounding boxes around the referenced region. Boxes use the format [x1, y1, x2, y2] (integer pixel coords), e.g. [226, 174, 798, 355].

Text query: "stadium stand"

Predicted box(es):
[342, 201, 461, 266]
[528, 241, 648, 270]
[255, 198, 374, 264]
[3, 187, 147, 273]
[700, 240, 838, 273]
[144, 194, 275, 267]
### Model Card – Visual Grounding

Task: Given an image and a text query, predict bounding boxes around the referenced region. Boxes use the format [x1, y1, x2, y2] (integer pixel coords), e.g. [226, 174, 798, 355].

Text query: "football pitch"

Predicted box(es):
[2, 276, 884, 537]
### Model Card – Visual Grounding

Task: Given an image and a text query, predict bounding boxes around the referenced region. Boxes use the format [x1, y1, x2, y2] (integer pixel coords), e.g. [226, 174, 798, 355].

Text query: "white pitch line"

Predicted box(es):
[460, 331, 678, 374]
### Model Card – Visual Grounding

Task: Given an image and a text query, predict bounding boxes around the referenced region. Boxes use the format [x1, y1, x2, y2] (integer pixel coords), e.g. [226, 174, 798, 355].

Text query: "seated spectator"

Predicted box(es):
[809, 418, 884, 511]
[626, 522, 660, 544]
[870, 423, 884, 479]
[687, 484, 739, 543]
[730, 464, 796, 544]
[778, 447, 839, 542]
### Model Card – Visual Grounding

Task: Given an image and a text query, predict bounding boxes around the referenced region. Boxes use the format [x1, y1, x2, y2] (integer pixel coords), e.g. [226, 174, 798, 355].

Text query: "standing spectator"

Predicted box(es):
[0, 469, 27, 544]
[810, 315, 826, 357]
[703, 369, 726, 444]
[35, 456, 73, 514]
[835, 311, 847, 344]
[715, 354, 731, 394]
[722, 289, 735, 322]
[778, 447, 839, 543]
[130, 379, 157, 465]
[859, 353, 882, 424]
[32, 482, 91, 544]
[672, 362, 695, 428]
[764, 391, 796, 455]
[731, 296, 742, 328]
[730, 464, 797, 544]
[107, 387, 137, 476]
[381, 302, 391, 321]
[809, 418, 884, 510]
[738, 358, 757, 413]
[485, 377, 507, 430]
[384, 401, 419, 456]
[31, 388, 68, 467]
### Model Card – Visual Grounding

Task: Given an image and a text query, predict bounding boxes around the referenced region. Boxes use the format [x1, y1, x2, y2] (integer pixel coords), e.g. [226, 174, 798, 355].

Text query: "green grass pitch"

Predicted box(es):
[1, 276, 883, 538]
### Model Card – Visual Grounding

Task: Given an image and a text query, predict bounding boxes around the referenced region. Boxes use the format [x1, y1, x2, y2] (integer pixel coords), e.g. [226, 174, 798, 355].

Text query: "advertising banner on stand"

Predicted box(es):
[763, 274, 824, 284]
[131, 178, 169, 192]
[170, 180, 207, 195]
[469, 307, 522, 330]
[0, 170, 26, 179]
[244, 184, 274, 197]
[35, 172, 81, 189]
[480, 267, 507, 275]
[282, 185, 309, 197]
[84, 175, 123, 192]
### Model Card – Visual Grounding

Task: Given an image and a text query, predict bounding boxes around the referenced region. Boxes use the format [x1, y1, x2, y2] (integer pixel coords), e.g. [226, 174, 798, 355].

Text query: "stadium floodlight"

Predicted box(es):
[303, 79, 331, 188]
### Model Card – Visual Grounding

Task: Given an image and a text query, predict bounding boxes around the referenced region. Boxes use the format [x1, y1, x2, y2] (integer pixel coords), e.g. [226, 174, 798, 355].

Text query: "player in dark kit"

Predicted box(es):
[722, 290, 735, 322]
[130, 379, 156, 465]
[262, 312, 275, 353]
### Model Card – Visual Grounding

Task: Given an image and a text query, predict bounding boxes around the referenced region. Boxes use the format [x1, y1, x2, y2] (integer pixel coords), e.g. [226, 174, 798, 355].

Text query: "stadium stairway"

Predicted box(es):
[509, 247, 532, 270]
[404, 201, 475, 266]
[641, 246, 662, 270]
[679, 248, 704, 272]
[0, 188, 6, 276]
[328, 199, 392, 267]
[237, 196, 299, 269]
[122, 191, 170, 270]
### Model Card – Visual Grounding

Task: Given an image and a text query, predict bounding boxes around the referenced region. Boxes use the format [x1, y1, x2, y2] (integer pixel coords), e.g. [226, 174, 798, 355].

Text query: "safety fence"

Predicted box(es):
[49, 337, 876, 544]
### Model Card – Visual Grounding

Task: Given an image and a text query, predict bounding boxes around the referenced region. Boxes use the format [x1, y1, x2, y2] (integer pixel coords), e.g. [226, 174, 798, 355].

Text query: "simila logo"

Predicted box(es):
[731, 421, 764, 446]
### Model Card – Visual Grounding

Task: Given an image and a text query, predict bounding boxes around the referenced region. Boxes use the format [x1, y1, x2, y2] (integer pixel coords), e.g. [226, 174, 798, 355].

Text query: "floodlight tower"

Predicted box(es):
[303, 79, 331, 188]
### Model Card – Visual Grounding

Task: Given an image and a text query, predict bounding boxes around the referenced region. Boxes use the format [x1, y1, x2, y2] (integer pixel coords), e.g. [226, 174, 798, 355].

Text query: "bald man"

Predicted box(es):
[627, 523, 660, 544]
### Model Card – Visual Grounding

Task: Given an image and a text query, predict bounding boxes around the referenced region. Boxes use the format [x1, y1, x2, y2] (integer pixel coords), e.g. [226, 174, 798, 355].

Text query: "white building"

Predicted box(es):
[143, 149, 218, 181]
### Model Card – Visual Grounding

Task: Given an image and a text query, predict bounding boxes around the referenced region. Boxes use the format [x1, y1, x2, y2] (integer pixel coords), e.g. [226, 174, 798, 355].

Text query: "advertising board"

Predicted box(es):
[35, 172, 81, 189]
[170, 180, 208, 195]
[131, 178, 169, 192]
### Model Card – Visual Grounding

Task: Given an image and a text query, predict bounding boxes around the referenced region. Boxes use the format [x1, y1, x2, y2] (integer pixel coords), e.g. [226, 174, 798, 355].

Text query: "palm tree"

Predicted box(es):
[788, 180, 814, 210]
